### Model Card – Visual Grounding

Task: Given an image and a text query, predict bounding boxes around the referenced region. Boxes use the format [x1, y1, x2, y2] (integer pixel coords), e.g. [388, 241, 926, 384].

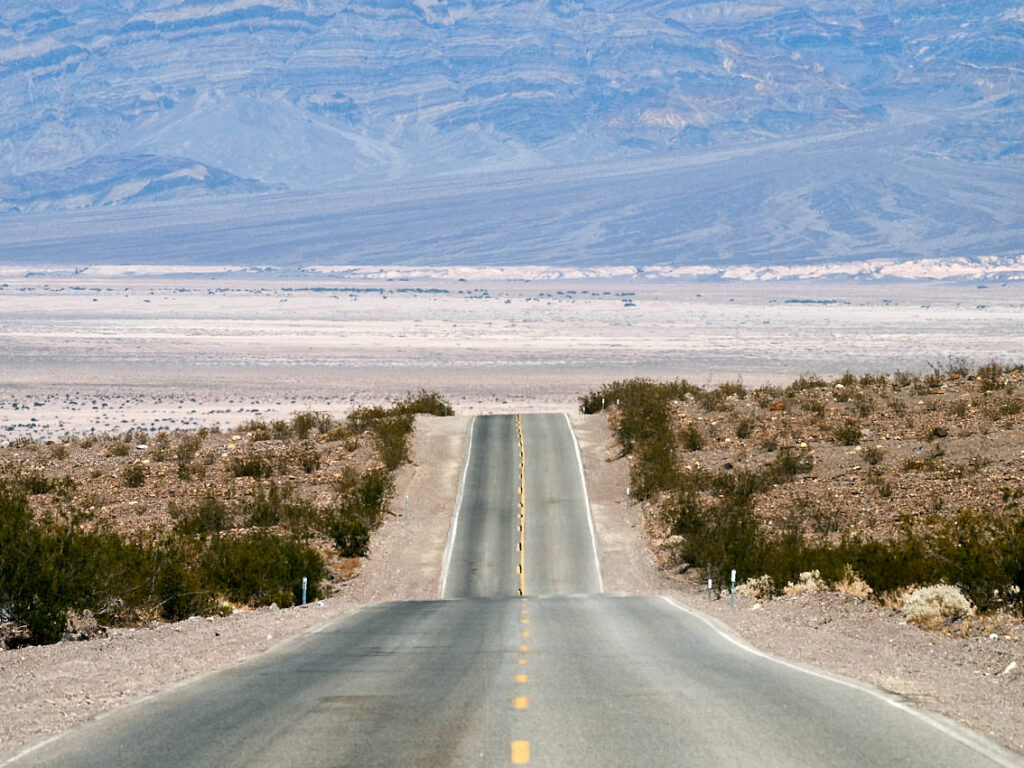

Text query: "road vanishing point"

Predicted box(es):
[9, 414, 1022, 767]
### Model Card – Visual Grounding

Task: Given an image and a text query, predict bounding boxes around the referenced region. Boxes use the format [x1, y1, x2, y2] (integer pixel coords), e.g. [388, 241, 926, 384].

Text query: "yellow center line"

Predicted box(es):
[517, 413, 526, 597]
[511, 740, 530, 764]
[520, 645, 529, 652]
[518, 659, 528, 665]
[512, 696, 529, 710]
[521, 630, 530, 638]
[515, 673, 529, 683]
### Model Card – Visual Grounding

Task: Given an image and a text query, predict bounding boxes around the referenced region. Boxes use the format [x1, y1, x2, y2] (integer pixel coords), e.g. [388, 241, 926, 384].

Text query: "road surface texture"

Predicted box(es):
[8, 415, 1020, 767]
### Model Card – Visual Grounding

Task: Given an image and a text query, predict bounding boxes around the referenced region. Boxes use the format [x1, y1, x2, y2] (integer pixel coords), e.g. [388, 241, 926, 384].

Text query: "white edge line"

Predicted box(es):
[438, 415, 476, 599]
[659, 595, 1024, 768]
[564, 412, 605, 594]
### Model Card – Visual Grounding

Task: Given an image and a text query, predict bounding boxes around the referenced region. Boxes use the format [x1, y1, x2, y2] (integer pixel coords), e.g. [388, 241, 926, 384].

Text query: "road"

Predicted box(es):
[9, 414, 1021, 767]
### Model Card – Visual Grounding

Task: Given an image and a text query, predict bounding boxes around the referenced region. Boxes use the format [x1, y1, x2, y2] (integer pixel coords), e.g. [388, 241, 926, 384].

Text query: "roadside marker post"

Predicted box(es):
[301, 576, 307, 606]
[707, 578, 712, 600]
[730, 570, 736, 608]
[404, 495, 409, 520]
[625, 486, 630, 516]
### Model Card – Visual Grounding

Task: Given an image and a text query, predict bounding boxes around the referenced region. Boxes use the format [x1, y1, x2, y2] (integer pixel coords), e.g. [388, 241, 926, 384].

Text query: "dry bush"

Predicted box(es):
[735, 575, 774, 601]
[783, 569, 826, 596]
[833, 565, 873, 600]
[902, 585, 974, 628]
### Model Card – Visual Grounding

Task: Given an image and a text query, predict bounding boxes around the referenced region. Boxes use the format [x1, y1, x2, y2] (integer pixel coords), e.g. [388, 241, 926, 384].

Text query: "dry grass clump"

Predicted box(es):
[902, 585, 975, 628]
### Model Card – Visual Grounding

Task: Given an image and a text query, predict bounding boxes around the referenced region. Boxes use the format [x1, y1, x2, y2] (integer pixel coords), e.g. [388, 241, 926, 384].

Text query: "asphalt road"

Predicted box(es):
[442, 414, 601, 599]
[9, 414, 1021, 767]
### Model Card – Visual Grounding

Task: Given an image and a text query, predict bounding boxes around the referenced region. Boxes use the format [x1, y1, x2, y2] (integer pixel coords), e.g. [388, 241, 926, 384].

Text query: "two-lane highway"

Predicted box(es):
[7, 414, 1022, 767]
[442, 414, 600, 599]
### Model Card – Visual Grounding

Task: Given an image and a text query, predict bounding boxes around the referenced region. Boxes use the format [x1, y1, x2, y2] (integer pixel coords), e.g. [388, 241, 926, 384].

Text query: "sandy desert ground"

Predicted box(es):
[2, 274, 1022, 442]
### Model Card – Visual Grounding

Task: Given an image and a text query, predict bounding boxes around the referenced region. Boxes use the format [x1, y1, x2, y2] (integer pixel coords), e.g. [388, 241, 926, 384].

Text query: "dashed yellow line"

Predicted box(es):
[513, 416, 531, 766]
[516, 413, 526, 597]
[511, 740, 530, 764]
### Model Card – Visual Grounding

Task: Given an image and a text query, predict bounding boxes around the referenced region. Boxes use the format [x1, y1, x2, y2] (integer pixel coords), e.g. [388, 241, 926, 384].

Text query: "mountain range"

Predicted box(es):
[0, 1, 1021, 277]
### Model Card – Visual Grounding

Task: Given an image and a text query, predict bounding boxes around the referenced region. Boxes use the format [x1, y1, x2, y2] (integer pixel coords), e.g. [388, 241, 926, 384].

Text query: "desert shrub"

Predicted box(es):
[175, 434, 203, 465]
[765, 446, 814, 483]
[580, 379, 692, 498]
[18, 470, 54, 495]
[49, 444, 68, 461]
[229, 453, 273, 478]
[977, 361, 1005, 391]
[863, 446, 885, 466]
[298, 448, 320, 473]
[829, 418, 862, 446]
[291, 411, 336, 439]
[735, 418, 754, 439]
[240, 483, 315, 532]
[833, 565, 873, 600]
[783, 569, 827, 595]
[106, 441, 130, 457]
[172, 495, 231, 536]
[122, 463, 147, 488]
[853, 393, 875, 416]
[201, 532, 325, 608]
[319, 468, 394, 556]
[902, 585, 974, 627]
[696, 381, 745, 411]
[679, 423, 704, 452]
[800, 398, 826, 416]
[398, 389, 453, 417]
[344, 391, 453, 470]
[784, 375, 827, 396]
[329, 518, 371, 558]
[892, 370, 916, 388]
[859, 373, 887, 388]
[240, 420, 272, 441]
[735, 575, 774, 600]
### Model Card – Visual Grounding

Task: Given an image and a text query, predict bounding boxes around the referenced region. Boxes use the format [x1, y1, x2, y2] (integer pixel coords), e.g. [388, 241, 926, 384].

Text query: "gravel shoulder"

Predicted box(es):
[571, 412, 1024, 759]
[0, 414, 471, 762]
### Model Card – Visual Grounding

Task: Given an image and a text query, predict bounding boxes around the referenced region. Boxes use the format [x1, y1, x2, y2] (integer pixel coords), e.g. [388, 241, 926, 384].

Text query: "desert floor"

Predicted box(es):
[2, 275, 1022, 441]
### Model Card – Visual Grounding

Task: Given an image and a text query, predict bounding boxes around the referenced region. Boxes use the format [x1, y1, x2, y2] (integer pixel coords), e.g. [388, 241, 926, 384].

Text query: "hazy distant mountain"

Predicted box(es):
[0, 1, 1021, 275]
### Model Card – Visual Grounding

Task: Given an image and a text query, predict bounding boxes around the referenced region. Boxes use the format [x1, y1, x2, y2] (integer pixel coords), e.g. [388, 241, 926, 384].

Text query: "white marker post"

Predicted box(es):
[404, 495, 409, 520]
[301, 577, 308, 606]
[730, 569, 736, 608]
[707, 578, 713, 600]
[625, 486, 630, 516]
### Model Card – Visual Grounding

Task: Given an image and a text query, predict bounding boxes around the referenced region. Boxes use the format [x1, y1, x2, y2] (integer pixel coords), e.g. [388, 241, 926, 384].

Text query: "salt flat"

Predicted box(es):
[2, 275, 1021, 442]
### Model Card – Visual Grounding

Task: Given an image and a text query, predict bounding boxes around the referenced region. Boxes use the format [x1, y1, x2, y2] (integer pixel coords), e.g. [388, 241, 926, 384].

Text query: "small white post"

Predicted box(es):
[730, 569, 736, 608]
[404, 495, 409, 520]
[301, 576, 308, 606]
[625, 486, 631, 515]
[707, 578, 713, 600]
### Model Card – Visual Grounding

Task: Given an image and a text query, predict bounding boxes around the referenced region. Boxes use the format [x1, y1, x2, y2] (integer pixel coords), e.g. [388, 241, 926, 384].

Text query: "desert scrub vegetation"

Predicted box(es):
[0, 391, 453, 647]
[583, 363, 1024, 620]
